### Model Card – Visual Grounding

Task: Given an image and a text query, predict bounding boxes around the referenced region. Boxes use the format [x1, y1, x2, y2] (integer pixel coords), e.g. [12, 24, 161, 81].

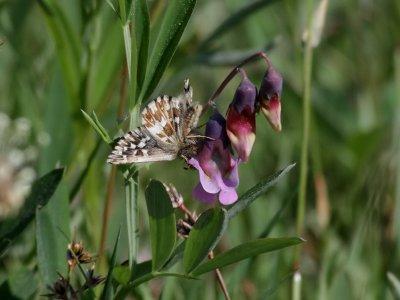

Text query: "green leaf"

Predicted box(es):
[145, 180, 176, 271]
[199, 0, 279, 50]
[227, 163, 296, 219]
[81, 110, 113, 144]
[101, 227, 121, 300]
[36, 182, 70, 286]
[113, 265, 131, 285]
[129, 272, 197, 288]
[139, 0, 196, 102]
[183, 208, 228, 274]
[8, 266, 37, 299]
[192, 237, 303, 276]
[0, 168, 64, 255]
[134, 0, 150, 95]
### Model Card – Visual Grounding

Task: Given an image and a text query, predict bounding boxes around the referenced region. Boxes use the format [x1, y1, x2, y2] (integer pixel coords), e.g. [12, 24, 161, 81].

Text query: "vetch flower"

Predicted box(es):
[189, 113, 240, 205]
[258, 65, 283, 132]
[226, 72, 257, 162]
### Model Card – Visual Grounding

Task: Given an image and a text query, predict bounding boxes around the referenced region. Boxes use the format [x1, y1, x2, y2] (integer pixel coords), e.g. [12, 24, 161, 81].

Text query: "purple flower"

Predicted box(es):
[258, 65, 283, 132]
[226, 75, 257, 162]
[189, 113, 240, 205]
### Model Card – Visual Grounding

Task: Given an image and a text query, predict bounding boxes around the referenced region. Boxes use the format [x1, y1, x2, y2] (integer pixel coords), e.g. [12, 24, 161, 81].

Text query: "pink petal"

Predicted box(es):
[223, 158, 240, 187]
[193, 183, 217, 204]
[219, 187, 238, 205]
[188, 158, 220, 193]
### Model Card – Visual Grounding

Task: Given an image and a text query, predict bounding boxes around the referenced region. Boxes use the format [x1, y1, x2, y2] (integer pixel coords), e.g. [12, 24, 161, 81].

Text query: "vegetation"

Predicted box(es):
[0, 0, 400, 299]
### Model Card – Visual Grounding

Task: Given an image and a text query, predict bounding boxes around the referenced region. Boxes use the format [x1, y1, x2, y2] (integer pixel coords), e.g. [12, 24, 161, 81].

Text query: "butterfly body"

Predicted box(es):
[107, 80, 203, 165]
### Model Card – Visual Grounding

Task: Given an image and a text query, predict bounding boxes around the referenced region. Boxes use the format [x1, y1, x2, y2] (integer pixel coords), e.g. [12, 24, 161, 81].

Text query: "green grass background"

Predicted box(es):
[1, 0, 400, 299]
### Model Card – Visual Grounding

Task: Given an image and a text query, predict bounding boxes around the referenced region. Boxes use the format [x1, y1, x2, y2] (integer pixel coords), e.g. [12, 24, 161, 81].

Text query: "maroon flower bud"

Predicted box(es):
[226, 75, 257, 162]
[258, 65, 283, 132]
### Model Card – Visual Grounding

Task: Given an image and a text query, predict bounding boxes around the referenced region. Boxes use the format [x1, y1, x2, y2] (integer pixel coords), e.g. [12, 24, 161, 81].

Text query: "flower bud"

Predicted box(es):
[226, 76, 257, 162]
[258, 65, 283, 132]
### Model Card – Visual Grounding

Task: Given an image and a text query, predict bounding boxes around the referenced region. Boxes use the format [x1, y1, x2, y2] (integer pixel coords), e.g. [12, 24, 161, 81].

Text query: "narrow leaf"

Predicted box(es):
[227, 163, 296, 219]
[0, 168, 64, 255]
[36, 182, 70, 286]
[145, 180, 176, 271]
[81, 110, 113, 144]
[192, 237, 303, 276]
[183, 208, 228, 274]
[101, 228, 121, 300]
[130, 272, 197, 287]
[139, 0, 196, 102]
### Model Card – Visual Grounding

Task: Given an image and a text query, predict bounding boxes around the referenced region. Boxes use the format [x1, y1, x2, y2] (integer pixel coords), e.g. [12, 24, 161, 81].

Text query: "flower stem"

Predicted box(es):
[121, 19, 139, 270]
[294, 0, 315, 298]
[179, 204, 231, 300]
[204, 51, 272, 113]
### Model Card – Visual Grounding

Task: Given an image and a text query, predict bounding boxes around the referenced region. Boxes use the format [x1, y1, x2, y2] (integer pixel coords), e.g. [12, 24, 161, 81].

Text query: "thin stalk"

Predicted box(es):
[121, 18, 139, 271]
[122, 24, 132, 82]
[203, 51, 271, 113]
[294, 0, 315, 298]
[179, 204, 231, 300]
[296, 0, 315, 250]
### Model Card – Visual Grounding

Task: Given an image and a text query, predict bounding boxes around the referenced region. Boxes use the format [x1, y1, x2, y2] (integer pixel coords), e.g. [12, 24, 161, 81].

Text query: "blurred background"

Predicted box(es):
[1, 0, 400, 299]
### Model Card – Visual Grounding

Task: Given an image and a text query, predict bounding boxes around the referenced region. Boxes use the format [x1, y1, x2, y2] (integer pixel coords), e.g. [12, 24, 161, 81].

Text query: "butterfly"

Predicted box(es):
[107, 79, 203, 165]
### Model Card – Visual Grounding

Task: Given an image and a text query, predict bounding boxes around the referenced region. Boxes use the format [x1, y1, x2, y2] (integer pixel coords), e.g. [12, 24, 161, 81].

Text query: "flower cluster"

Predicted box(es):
[44, 239, 104, 299]
[190, 62, 283, 205]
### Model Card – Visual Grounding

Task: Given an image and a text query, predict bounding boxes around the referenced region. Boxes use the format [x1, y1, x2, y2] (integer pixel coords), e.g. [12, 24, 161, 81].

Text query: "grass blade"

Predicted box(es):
[192, 237, 303, 276]
[139, 0, 196, 102]
[101, 227, 121, 300]
[81, 110, 113, 145]
[227, 163, 296, 219]
[0, 168, 64, 255]
[183, 208, 228, 274]
[145, 180, 176, 271]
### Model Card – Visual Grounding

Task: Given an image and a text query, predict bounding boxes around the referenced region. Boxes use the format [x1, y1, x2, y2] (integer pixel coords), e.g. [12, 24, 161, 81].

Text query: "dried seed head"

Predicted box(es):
[67, 241, 95, 268]
[82, 265, 105, 290]
[43, 273, 76, 299]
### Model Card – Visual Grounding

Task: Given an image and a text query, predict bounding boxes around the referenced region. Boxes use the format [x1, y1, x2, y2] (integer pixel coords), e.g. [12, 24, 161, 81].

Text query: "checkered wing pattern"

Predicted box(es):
[107, 79, 202, 165]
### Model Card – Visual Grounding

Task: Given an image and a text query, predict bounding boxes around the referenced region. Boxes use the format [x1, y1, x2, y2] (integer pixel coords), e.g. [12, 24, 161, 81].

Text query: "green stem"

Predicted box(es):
[296, 0, 314, 248]
[294, 0, 315, 298]
[121, 19, 139, 270]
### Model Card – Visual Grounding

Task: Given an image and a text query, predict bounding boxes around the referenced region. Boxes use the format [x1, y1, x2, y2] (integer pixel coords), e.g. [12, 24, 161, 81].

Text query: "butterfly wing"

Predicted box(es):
[107, 127, 177, 164]
[141, 95, 180, 149]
